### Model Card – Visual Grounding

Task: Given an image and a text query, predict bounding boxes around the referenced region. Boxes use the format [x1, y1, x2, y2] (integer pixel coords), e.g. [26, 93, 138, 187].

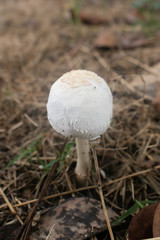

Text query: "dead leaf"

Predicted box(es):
[125, 9, 145, 24]
[128, 202, 159, 240]
[95, 32, 117, 48]
[30, 197, 118, 240]
[152, 82, 160, 115]
[153, 203, 160, 237]
[95, 32, 147, 49]
[78, 10, 109, 25]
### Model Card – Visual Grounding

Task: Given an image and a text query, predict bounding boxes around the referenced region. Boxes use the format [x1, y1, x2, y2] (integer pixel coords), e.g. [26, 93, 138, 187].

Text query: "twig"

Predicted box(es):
[92, 149, 115, 240]
[121, 119, 151, 147]
[65, 171, 75, 197]
[24, 114, 38, 127]
[108, 165, 160, 184]
[1, 165, 160, 210]
[0, 187, 23, 225]
[14, 161, 59, 240]
[143, 238, 160, 240]
[126, 56, 159, 76]
[8, 122, 23, 135]
[46, 224, 55, 240]
[14, 140, 69, 240]
[11, 185, 97, 208]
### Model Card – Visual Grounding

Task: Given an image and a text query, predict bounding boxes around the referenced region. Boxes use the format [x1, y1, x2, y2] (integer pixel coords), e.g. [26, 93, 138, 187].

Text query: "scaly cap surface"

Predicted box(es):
[47, 70, 113, 140]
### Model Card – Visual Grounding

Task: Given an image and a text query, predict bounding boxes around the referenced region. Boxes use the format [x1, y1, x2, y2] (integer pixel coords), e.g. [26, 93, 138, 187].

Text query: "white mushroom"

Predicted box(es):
[47, 70, 113, 185]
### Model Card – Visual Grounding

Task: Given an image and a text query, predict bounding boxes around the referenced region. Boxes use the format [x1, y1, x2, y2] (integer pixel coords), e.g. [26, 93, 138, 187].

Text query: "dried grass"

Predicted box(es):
[0, 0, 160, 239]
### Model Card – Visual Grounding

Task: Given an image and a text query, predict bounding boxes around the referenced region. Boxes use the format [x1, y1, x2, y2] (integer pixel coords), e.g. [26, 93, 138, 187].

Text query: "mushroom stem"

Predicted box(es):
[75, 137, 91, 185]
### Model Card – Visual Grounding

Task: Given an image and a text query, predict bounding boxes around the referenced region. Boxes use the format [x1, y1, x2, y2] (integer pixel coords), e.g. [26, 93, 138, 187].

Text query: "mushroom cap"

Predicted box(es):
[47, 70, 113, 140]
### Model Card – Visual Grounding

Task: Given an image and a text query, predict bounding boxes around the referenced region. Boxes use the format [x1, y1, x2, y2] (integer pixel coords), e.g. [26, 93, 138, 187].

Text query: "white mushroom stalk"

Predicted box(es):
[75, 138, 90, 185]
[47, 70, 113, 185]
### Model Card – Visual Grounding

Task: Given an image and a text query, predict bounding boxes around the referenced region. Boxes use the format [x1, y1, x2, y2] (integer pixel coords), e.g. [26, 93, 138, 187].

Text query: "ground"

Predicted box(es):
[0, 0, 160, 239]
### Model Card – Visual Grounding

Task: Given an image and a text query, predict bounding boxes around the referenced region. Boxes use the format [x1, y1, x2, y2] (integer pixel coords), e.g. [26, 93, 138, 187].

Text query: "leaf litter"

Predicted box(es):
[0, 0, 160, 239]
[128, 202, 160, 240]
[95, 31, 150, 49]
[30, 197, 118, 240]
[153, 203, 160, 237]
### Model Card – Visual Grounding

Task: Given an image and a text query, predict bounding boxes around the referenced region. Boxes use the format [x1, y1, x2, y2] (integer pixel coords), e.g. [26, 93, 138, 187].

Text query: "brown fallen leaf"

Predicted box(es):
[78, 10, 110, 25]
[152, 82, 160, 115]
[128, 202, 159, 240]
[30, 197, 118, 240]
[95, 32, 117, 48]
[95, 32, 148, 49]
[153, 203, 160, 237]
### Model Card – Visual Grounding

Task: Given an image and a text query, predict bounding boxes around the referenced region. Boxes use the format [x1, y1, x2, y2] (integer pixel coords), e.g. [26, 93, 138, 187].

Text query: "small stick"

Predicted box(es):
[65, 172, 75, 197]
[14, 185, 97, 207]
[92, 149, 115, 240]
[1, 165, 160, 209]
[1, 186, 97, 209]
[24, 114, 38, 127]
[143, 238, 160, 240]
[0, 187, 23, 225]
[14, 161, 59, 240]
[127, 56, 159, 76]
[46, 224, 56, 240]
[8, 122, 23, 134]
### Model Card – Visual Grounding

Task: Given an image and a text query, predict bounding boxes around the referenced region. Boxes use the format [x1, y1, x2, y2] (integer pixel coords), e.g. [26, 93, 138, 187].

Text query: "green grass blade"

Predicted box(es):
[112, 203, 139, 226]
[134, 198, 145, 208]
[57, 161, 64, 174]
[5, 150, 29, 169]
[5, 134, 43, 169]
[112, 200, 155, 226]
[44, 158, 60, 170]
